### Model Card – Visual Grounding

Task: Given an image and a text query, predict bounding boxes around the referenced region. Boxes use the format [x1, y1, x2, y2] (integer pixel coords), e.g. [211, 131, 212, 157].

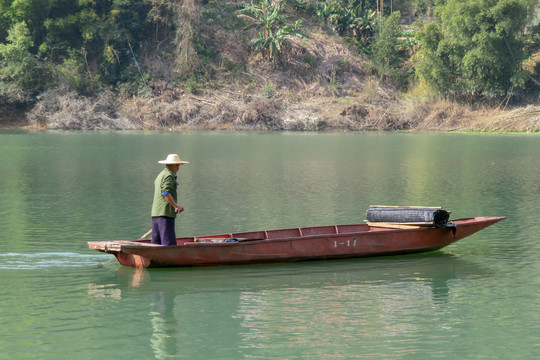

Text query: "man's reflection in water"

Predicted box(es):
[121, 268, 179, 359]
[150, 290, 178, 359]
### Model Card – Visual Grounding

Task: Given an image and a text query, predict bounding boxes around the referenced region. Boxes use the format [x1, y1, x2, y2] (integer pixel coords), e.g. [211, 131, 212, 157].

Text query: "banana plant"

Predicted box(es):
[238, 0, 309, 67]
[315, 4, 337, 24]
[315, 3, 376, 45]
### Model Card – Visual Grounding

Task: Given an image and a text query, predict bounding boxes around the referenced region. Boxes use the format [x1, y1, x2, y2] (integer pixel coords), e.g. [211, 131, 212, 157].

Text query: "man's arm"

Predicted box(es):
[163, 193, 184, 213]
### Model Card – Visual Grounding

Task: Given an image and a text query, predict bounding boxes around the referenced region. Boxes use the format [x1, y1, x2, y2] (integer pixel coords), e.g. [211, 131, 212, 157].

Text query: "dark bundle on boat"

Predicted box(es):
[366, 206, 451, 228]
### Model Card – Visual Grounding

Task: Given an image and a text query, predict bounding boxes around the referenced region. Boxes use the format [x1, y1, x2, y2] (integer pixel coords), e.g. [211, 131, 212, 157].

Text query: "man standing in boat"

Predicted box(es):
[151, 154, 189, 245]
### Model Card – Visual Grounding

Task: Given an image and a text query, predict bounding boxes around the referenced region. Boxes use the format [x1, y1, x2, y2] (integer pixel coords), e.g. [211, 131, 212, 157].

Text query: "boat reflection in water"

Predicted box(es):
[88, 253, 489, 358]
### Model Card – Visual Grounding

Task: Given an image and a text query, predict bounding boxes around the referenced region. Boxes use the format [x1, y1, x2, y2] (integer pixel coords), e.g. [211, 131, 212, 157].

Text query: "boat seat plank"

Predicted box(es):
[366, 222, 422, 229]
[369, 205, 442, 209]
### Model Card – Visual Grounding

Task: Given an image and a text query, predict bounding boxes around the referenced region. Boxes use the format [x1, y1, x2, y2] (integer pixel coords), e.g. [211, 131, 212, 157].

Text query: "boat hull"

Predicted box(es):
[88, 217, 505, 268]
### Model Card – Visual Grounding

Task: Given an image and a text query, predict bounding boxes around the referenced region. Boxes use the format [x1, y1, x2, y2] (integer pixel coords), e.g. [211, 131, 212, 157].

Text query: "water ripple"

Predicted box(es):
[0, 252, 111, 270]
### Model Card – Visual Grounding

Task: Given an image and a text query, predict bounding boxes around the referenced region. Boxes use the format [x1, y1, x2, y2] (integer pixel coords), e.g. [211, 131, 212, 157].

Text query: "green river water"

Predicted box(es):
[0, 131, 538, 359]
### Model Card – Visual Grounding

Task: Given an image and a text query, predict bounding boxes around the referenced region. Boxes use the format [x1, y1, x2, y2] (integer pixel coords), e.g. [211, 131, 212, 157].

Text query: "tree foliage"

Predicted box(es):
[371, 11, 402, 75]
[0, 21, 45, 103]
[415, 0, 538, 95]
[0, 0, 538, 106]
[0, 0, 153, 103]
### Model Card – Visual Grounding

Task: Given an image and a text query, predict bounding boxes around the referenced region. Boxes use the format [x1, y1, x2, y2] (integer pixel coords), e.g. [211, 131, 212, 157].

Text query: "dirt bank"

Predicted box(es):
[4, 90, 537, 133]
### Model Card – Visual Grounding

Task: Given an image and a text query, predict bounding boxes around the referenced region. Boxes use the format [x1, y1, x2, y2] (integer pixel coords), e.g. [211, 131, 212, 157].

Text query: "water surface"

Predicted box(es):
[0, 131, 538, 359]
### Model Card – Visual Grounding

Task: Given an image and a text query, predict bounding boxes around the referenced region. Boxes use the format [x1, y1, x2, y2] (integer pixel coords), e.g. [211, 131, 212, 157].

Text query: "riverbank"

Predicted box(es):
[2, 92, 539, 133]
[1, 26, 538, 132]
[1, 1, 538, 133]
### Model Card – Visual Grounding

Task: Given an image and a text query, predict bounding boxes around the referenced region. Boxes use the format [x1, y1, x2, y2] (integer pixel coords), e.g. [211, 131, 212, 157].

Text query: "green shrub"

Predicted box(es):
[415, 0, 538, 96]
[371, 11, 401, 77]
[0, 22, 48, 104]
[263, 83, 276, 98]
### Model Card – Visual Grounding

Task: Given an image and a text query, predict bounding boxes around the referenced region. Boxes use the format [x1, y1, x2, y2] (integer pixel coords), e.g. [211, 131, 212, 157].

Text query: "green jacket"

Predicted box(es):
[151, 167, 178, 218]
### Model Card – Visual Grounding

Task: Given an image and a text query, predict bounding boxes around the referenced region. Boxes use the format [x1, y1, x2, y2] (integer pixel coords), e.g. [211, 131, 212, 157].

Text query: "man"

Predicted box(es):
[151, 154, 189, 245]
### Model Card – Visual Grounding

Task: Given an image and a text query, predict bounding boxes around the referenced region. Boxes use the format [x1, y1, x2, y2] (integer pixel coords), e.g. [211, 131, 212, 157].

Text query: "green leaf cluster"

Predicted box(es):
[371, 11, 402, 75]
[0, 21, 44, 103]
[0, 0, 152, 103]
[314, 1, 377, 46]
[415, 0, 538, 95]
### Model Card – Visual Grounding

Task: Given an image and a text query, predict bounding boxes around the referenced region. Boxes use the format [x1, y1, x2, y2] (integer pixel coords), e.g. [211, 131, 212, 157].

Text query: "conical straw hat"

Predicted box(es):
[158, 154, 190, 164]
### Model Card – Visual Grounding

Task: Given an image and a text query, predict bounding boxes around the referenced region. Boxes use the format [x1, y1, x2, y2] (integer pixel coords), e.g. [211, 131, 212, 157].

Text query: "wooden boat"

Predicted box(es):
[88, 216, 505, 268]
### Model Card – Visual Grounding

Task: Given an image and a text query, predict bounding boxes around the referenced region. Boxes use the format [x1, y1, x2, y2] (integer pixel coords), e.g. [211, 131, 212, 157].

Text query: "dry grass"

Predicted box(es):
[27, 89, 137, 130]
[413, 100, 468, 130]
[460, 105, 540, 132]
[13, 86, 540, 132]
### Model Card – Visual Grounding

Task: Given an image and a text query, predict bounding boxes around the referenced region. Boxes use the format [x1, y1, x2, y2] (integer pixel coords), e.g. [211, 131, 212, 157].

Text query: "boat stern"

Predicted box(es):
[88, 240, 153, 268]
[88, 240, 124, 253]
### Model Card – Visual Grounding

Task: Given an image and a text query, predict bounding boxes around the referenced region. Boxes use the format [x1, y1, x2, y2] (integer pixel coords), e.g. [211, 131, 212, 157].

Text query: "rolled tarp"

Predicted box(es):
[366, 206, 451, 228]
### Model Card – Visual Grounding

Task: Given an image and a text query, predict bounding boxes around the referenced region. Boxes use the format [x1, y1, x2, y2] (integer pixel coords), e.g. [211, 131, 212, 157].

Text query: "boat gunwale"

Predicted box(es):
[87, 216, 506, 254]
[122, 224, 418, 249]
[115, 216, 506, 251]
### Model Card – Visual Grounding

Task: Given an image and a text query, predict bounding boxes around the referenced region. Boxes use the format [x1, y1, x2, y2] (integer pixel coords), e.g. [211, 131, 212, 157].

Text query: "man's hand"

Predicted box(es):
[164, 193, 184, 214]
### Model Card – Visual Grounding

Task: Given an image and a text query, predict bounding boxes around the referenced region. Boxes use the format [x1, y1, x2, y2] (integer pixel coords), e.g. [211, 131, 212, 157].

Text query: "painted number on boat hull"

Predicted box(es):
[334, 238, 357, 248]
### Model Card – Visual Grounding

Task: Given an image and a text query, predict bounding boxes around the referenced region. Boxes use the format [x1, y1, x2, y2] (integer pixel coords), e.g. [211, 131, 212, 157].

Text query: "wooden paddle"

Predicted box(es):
[138, 229, 152, 240]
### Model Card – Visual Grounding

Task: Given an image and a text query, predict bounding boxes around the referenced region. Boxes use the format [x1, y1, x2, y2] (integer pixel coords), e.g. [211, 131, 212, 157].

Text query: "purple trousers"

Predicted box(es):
[151, 216, 177, 246]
